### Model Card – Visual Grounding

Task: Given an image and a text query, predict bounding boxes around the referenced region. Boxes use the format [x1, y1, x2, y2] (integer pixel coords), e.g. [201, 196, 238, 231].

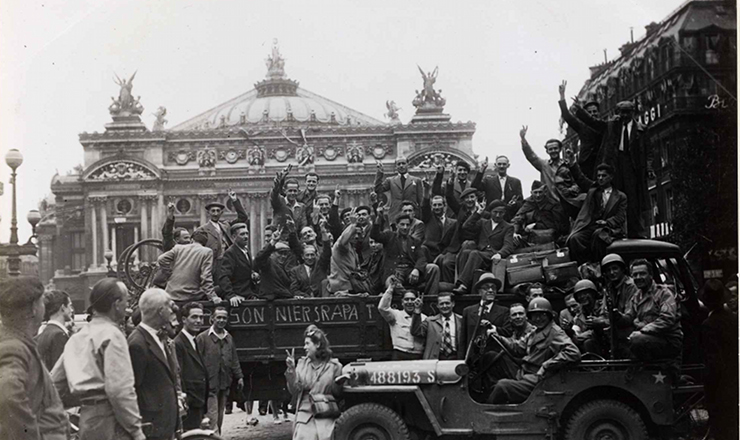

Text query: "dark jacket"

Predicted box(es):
[411, 313, 465, 360]
[462, 212, 516, 258]
[511, 195, 569, 237]
[289, 239, 332, 297]
[193, 198, 249, 261]
[219, 243, 256, 300]
[195, 328, 243, 391]
[0, 325, 68, 440]
[421, 196, 458, 260]
[35, 323, 68, 371]
[128, 326, 180, 440]
[500, 321, 581, 375]
[374, 170, 424, 222]
[370, 222, 427, 282]
[254, 243, 295, 300]
[461, 302, 513, 349]
[173, 331, 208, 410]
[559, 99, 603, 179]
[471, 173, 524, 220]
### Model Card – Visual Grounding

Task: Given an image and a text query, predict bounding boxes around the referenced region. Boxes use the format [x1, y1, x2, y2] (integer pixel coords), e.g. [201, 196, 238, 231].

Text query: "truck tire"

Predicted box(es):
[334, 403, 410, 440]
[565, 399, 647, 440]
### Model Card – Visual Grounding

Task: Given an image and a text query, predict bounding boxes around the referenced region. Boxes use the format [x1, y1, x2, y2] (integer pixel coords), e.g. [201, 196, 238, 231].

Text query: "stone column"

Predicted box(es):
[99, 197, 109, 269]
[89, 198, 98, 269]
[138, 196, 149, 262]
[258, 194, 267, 251]
[111, 226, 117, 265]
[134, 226, 139, 263]
[248, 195, 258, 253]
[198, 194, 211, 228]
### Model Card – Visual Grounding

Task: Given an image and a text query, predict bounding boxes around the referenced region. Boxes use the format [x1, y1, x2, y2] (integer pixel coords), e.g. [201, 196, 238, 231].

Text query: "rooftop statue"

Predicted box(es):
[385, 100, 401, 124]
[110, 71, 143, 116]
[413, 65, 446, 111]
[152, 107, 168, 131]
[266, 38, 286, 79]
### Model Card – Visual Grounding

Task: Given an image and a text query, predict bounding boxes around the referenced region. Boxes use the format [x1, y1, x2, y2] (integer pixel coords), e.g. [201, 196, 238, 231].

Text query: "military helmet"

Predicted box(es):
[573, 279, 598, 296]
[527, 297, 555, 318]
[601, 253, 626, 269]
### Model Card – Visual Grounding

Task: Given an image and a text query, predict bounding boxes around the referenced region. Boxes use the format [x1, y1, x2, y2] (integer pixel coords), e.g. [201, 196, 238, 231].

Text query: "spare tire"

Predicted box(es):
[334, 403, 410, 440]
[565, 399, 647, 440]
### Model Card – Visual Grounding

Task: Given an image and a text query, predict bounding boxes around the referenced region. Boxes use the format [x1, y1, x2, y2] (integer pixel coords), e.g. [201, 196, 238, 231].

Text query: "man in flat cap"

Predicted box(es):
[573, 99, 654, 238]
[453, 200, 515, 294]
[436, 186, 480, 283]
[194, 190, 249, 284]
[558, 80, 604, 180]
[511, 180, 569, 247]
[431, 160, 475, 217]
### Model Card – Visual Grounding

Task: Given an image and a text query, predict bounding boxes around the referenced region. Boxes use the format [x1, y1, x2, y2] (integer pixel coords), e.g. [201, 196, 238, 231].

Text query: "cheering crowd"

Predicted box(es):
[1, 81, 737, 440]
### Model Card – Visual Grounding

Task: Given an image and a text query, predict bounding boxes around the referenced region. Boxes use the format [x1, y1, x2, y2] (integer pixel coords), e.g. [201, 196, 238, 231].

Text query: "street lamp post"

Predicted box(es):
[0, 149, 39, 277]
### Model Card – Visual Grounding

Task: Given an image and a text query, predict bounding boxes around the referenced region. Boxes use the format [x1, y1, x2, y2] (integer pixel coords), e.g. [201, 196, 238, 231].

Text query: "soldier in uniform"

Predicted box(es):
[486, 298, 581, 404]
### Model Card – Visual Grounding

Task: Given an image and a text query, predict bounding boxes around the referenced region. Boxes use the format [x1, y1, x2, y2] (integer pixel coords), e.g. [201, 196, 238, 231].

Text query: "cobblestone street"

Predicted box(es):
[220, 403, 293, 440]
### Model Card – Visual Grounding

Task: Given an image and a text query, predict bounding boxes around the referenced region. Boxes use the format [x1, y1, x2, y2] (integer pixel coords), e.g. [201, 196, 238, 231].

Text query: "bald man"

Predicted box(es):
[128, 289, 180, 440]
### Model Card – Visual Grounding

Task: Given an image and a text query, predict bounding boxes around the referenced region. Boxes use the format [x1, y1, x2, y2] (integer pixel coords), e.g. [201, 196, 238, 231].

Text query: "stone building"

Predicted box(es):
[38, 43, 477, 308]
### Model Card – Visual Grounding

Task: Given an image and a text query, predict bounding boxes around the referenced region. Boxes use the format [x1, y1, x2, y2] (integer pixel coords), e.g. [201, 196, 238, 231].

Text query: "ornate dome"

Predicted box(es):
[171, 42, 384, 131]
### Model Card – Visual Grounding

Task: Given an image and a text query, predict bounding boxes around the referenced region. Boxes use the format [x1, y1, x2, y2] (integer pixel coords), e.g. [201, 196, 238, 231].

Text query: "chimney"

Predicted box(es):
[645, 21, 660, 36]
[630, 27, 634, 43]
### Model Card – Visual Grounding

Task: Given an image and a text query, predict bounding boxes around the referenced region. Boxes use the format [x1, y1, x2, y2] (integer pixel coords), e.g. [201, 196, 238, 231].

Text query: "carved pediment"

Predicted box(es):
[87, 160, 158, 181]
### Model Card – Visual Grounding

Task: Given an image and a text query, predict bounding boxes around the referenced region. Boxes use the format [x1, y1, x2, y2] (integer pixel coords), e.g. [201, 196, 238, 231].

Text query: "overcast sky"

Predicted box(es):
[0, 0, 685, 242]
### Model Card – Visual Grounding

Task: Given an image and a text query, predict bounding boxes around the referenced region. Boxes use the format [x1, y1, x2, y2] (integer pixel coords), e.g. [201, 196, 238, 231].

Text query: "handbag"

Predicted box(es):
[307, 362, 341, 418]
[308, 393, 341, 418]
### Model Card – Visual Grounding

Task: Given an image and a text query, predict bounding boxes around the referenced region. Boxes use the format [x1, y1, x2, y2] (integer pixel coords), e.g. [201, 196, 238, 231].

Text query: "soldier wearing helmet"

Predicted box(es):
[590, 254, 638, 358]
[569, 280, 604, 354]
[484, 297, 581, 404]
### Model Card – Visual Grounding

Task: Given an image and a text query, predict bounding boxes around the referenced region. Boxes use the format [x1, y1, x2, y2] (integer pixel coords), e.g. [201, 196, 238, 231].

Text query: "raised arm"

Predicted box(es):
[229, 190, 249, 226]
[574, 102, 607, 132]
[432, 167, 445, 196]
[520, 126, 544, 172]
[377, 284, 396, 325]
[162, 203, 176, 252]
[374, 161, 390, 196]
[445, 177, 461, 214]
[558, 80, 585, 133]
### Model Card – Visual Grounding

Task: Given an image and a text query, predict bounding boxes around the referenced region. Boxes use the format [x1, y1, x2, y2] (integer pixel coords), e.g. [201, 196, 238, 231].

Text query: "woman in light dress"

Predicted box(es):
[285, 325, 343, 440]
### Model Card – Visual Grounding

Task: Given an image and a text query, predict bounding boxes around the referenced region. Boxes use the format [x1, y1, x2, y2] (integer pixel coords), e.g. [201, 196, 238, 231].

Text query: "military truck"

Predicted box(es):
[120, 237, 707, 427]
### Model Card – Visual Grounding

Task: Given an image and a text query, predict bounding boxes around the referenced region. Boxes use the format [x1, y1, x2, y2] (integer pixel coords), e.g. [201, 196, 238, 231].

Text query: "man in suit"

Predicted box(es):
[297, 171, 319, 206]
[400, 200, 426, 243]
[436, 185, 479, 283]
[162, 202, 191, 253]
[370, 213, 440, 296]
[574, 100, 653, 238]
[196, 307, 243, 434]
[461, 273, 513, 349]
[453, 201, 515, 294]
[567, 163, 627, 264]
[558, 80, 603, 180]
[158, 229, 222, 307]
[173, 302, 209, 431]
[128, 288, 180, 440]
[219, 223, 257, 306]
[290, 227, 332, 297]
[411, 293, 464, 360]
[374, 156, 424, 223]
[472, 155, 524, 221]
[36, 289, 73, 370]
[254, 223, 302, 299]
[700, 280, 738, 440]
[421, 187, 458, 262]
[194, 190, 249, 283]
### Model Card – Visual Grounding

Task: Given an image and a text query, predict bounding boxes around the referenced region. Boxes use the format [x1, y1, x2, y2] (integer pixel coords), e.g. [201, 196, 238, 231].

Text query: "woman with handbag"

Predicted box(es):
[285, 324, 344, 440]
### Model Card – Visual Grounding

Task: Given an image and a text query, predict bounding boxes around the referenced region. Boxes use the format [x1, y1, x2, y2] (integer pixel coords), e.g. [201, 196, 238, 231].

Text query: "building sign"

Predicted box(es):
[637, 103, 662, 126]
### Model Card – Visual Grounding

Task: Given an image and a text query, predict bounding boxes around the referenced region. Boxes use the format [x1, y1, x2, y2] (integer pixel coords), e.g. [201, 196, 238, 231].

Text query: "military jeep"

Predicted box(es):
[335, 358, 704, 440]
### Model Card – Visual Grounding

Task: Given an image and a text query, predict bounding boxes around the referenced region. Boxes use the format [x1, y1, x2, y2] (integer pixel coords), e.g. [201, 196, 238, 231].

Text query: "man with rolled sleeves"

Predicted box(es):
[453, 200, 515, 295]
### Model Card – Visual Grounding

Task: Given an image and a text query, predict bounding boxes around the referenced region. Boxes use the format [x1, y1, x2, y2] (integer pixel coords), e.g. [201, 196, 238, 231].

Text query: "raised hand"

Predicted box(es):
[559, 80, 567, 100]
[348, 207, 358, 224]
[313, 199, 321, 215]
[271, 227, 283, 243]
[571, 95, 582, 107]
[520, 125, 528, 140]
[480, 156, 489, 172]
[334, 184, 341, 199]
[563, 148, 576, 166]
[376, 160, 383, 172]
[435, 162, 444, 174]
[285, 217, 296, 233]
[228, 189, 237, 201]
[166, 202, 176, 219]
[285, 348, 296, 370]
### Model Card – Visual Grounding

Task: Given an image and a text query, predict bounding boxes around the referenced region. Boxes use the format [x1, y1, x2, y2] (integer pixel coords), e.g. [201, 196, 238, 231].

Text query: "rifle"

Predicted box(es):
[603, 285, 619, 360]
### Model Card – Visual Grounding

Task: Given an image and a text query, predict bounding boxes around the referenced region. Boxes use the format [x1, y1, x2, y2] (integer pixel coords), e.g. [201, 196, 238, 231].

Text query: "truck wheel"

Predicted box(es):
[565, 400, 647, 440]
[334, 403, 410, 440]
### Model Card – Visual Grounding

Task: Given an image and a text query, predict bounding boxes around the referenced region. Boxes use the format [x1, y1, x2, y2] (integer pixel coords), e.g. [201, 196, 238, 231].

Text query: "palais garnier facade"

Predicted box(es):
[38, 43, 477, 306]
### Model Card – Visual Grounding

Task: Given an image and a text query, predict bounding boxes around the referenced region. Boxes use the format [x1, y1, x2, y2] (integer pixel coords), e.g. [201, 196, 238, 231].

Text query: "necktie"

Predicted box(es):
[620, 124, 629, 152]
[443, 320, 453, 356]
[400, 174, 406, 188]
[157, 331, 169, 359]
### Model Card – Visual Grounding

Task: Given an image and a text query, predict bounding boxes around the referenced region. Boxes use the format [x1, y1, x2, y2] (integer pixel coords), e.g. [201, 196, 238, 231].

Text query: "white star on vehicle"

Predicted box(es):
[653, 371, 666, 384]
